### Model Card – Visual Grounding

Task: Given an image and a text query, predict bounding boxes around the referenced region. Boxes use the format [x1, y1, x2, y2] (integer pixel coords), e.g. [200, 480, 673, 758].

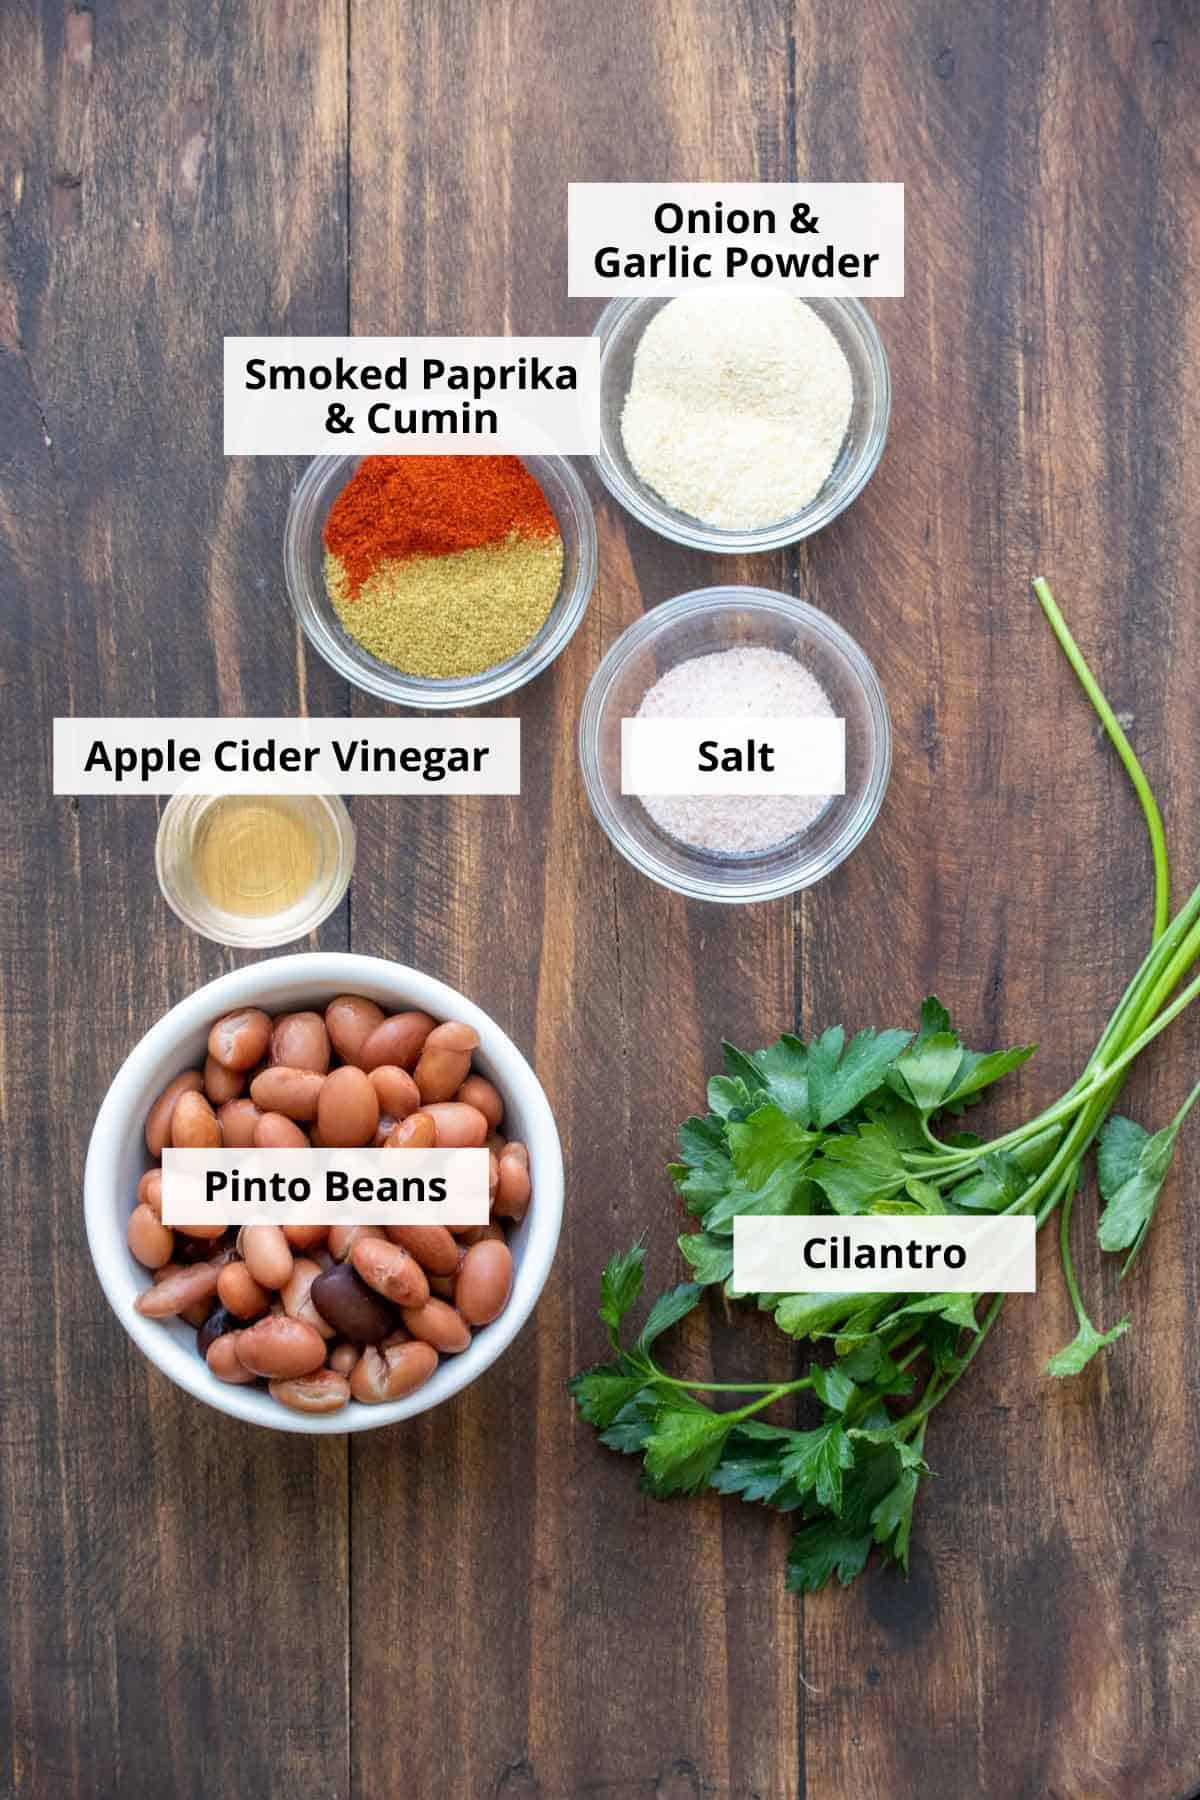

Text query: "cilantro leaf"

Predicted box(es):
[940, 1043, 1036, 1109]
[678, 1231, 734, 1286]
[599, 1394, 657, 1455]
[786, 1516, 875, 1592]
[779, 1424, 856, 1512]
[811, 1122, 908, 1213]
[949, 1149, 1030, 1212]
[1096, 1093, 1199, 1272]
[599, 1247, 646, 1347]
[785, 1444, 903, 1592]
[916, 996, 953, 1042]
[636, 1283, 702, 1353]
[642, 1407, 733, 1496]
[677, 1113, 726, 1166]
[870, 1465, 921, 1571]
[743, 1034, 810, 1121]
[772, 1291, 875, 1340]
[567, 1362, 650, 1430]
[707, 1074, 755, 1119]
[1045, 1316, 1131, 1377]
[806, 1026, 914, 1128]
[721, 1043, 768, 1092]
[728, 1104, 819, 1187]
[890, 1031, 964, 1113]
[811, 1364, 858, 1412]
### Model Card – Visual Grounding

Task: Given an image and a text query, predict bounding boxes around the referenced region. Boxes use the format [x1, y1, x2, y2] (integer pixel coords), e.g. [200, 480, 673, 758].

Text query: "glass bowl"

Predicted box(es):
[579, 587, 891, 903]
[284, 454, 598, 709]
[155, 791, 355, 949]
[591, 297, 890, 552]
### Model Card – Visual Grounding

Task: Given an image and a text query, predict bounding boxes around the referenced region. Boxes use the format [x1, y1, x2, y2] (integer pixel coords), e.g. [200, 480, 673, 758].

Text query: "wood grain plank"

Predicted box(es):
[789, 4, 1200, 1798]
[0, 5, 351, 1796]
[346, 2, 801, 1796]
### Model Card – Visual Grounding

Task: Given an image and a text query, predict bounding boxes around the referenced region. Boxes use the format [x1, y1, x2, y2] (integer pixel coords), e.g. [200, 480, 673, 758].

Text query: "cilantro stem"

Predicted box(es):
[897, 1294, 1007, 1432]
[1056, 1173, 1090, 1331]
[1032, 578, 1170, 936]
[652, 1372, 814, 1396]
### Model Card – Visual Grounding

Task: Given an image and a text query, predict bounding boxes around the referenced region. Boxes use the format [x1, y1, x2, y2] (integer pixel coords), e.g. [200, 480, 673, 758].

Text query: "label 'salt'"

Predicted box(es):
[621, 716, 846, 796]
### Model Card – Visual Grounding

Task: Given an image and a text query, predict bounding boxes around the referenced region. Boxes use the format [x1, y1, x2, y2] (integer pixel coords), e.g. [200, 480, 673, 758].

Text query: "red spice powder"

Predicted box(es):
[323, 455, 560, 600]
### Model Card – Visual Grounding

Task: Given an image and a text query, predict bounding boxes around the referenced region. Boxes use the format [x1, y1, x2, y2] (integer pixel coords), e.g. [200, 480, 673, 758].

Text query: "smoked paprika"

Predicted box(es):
[323, 454, 559, 599]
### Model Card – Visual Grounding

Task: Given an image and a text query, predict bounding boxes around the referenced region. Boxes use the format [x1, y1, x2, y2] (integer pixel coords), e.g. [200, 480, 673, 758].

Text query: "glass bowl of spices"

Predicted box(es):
[591, 295, 890, 552]
[579, 587, 891, 903]
[284, 453, 597, 709]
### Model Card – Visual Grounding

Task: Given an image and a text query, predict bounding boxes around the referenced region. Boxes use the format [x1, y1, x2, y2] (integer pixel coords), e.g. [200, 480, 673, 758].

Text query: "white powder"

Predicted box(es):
[637, 646, 835, 855]
[620, 294, 854, 530]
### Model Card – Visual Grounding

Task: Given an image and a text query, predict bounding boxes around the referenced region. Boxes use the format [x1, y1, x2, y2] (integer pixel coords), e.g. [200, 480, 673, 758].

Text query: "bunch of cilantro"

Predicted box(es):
[569, 581, 1200, 1593]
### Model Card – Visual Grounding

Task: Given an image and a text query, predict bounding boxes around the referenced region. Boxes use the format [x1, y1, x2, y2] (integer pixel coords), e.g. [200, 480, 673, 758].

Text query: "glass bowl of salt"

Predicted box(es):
[578, 587, 891, 903]
[591, 295, 890, 552]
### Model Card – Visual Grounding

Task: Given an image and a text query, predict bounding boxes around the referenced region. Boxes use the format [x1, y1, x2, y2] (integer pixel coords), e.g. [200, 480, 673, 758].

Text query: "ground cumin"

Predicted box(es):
[322, 455, 563, 679]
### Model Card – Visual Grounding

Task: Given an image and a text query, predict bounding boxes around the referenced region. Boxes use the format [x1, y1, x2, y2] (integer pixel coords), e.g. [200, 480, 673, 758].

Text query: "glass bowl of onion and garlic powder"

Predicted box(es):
[591, 294, 890, 550]
[284, 453, 597, 708]
[579, 589, 891, 902]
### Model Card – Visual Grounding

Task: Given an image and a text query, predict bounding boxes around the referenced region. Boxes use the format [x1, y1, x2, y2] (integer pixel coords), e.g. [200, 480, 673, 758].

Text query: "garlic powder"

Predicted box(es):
[620, 294, 854, 530]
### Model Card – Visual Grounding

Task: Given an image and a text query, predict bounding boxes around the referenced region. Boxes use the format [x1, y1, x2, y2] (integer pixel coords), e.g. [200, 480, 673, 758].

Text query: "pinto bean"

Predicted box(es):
[269, 1370, 350, 1414]
[413, 1045, 473, 1105]
[349, 1340, 438, 1403]
[368, 1065, 422, 1119]
[384, 1224, 461, 1276]
[493, 1142, 531, 1221]
[145, 1070, 204, 1158]
[317, 1066, 379, 1148]
[217, 1260, 271, 1320]
[327, 1341, 360, 1376]
[351, 1237, 431, 1309]
[309, 1262, 397, 1344]
[234, 1316, 327, 1379]
[204, 1055, 244, 1106]
[239, 1224, 294, 1290]
[135, 1261, 219, 1319]
[137, 1167, 164, 1218]
[171, 1089, 221, 1150]
[253, 1111, 310, 1149]
[217, 1098, 263, 1148]
[282, 1223, 328, 1251]
[128, 1204, 174, 1269]
[360, 1011, 437, 1073]
[400, 1298, 471, 1354]
[282, 1257, 336, 1339]
[456, 1239, 514, 1326]
[208, 1008, 273, 1072]
[383, 1112, 437, 1151]
[327, 1223, 386, 1264]
[197, 1305, 240, 1359]
[270, 1011, 331, 1074]
[455, 1074, 504, 1131]
[207, 1334, 256, 1384]
[249, 1066, 325, 1122]
[325, 995, 386, 1068]
[419, 1101, 489, 1148]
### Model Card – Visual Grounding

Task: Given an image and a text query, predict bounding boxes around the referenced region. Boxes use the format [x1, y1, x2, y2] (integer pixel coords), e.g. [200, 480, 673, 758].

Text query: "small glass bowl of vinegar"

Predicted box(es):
[154, 792, 355, 948]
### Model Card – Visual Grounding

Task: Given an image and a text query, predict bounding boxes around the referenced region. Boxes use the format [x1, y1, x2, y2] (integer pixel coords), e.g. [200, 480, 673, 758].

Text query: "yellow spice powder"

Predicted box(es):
[325, 531, 564, 679]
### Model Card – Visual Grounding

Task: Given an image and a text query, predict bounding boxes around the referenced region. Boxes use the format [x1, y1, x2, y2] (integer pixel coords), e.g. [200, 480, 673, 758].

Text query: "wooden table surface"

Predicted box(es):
[4, 3, 1199, 1796]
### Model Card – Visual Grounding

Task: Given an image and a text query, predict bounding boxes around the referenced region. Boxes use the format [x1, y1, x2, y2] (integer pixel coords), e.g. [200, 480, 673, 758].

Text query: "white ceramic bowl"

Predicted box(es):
[84, 953, 564, 1434]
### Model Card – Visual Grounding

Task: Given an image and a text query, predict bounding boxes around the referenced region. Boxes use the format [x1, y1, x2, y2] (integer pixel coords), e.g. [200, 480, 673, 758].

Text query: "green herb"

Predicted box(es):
[569, 580, 1200, 1592]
